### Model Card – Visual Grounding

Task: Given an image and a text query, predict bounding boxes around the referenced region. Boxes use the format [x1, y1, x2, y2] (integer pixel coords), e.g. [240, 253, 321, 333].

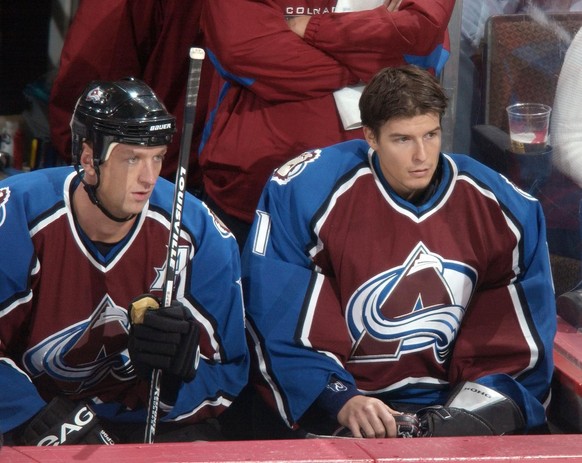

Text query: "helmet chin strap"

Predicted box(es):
[76, 164, 136, 223]
[84, 184, 136, 223]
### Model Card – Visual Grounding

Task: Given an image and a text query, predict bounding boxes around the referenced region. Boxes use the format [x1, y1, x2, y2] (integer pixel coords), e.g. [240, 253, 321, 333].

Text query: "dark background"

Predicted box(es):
[0, 1, 51, 115]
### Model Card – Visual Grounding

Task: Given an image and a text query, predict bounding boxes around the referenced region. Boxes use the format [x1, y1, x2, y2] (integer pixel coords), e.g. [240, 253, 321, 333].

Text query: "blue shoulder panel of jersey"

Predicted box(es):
[1, 167, 73, 224]
[260, 139, 371, 252]
[0, 168, 74, 306]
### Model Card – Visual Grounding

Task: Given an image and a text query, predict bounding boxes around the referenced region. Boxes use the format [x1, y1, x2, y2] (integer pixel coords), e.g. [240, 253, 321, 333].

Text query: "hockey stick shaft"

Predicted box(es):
[144, 47, 206, 444]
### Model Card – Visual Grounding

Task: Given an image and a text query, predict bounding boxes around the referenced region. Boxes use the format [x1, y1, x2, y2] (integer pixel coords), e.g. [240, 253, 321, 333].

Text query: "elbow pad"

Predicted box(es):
[417, 381, 526, 437]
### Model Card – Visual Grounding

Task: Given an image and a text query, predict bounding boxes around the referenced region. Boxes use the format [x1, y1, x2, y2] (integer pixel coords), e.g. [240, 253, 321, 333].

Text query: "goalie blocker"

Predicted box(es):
[416, 381, 526, 437]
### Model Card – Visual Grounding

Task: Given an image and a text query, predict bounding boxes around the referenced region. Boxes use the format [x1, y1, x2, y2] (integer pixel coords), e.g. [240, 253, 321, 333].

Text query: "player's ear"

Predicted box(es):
[363, 126, 378, 150]
[80, 143, 95, 172]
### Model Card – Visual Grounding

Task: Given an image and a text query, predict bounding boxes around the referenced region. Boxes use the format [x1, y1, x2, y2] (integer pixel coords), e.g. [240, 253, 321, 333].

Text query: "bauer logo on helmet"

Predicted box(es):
[149, 123, 173, 132]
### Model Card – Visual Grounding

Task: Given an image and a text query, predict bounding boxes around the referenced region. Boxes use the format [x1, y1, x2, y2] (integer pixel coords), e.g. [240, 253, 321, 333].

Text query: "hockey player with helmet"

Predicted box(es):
[0, 78, 248, 444]
[241, 65, 556, 439]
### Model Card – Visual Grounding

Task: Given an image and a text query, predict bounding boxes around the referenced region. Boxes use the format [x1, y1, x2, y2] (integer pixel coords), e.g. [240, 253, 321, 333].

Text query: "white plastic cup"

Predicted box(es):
[506, 103, 552, 154]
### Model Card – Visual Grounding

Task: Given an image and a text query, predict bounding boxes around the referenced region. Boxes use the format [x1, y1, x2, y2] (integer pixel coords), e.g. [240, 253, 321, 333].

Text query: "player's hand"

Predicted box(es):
[337, 395, 400, 438]
[385, 0, 402, 11]
[128, 295, 200, 381]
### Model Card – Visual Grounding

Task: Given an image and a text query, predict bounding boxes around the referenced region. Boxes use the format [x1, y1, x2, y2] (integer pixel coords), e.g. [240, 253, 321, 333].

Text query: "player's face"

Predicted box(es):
[98, 144, 166, 217]
[364, 112, 442, 202]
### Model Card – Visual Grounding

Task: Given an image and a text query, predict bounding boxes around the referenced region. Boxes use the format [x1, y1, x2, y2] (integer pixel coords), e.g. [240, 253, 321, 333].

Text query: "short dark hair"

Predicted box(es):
[359, 65, 448, 138]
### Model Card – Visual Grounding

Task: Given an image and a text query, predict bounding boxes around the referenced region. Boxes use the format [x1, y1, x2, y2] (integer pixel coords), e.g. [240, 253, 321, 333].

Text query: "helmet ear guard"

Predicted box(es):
[70, 77, 176, 166]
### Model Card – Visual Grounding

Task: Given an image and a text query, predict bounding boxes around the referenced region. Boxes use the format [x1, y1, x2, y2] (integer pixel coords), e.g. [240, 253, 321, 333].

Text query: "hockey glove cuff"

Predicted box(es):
[15, 396, 116, 446]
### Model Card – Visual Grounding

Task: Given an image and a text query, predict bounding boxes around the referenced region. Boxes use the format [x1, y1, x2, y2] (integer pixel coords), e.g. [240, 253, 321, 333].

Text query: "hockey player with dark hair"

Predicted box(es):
[241, 65, 556, 439]
[0, 78, 248, 445]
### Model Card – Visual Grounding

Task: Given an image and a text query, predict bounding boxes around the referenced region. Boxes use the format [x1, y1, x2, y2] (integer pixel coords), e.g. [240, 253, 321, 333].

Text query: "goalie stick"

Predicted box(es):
[144, 46, 206, 444]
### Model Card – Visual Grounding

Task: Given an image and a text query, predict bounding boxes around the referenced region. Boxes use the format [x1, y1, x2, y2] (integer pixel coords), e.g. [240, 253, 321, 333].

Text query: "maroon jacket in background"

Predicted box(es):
[49, 0, 209, 190]
[200, 0, 455, 223]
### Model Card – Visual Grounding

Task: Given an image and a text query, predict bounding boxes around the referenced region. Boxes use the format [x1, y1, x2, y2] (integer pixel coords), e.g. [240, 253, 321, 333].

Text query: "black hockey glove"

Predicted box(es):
[15, 396, 116, 446]
[128, 295, 200, 382]
[416, 381, 526, 437]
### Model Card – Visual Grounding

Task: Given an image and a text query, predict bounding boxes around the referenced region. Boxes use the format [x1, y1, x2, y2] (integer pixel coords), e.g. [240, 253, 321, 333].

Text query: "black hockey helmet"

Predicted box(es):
[70, 77, 176, 165]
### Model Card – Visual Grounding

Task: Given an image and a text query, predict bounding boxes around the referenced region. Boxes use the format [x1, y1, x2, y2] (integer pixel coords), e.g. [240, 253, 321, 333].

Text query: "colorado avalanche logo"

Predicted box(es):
[23, 295, 134, 393]
[346, 243, 477, 364]
[0, 186, 10, 227]
[272, 149, 321, 185]
[85, 86, 107, 104]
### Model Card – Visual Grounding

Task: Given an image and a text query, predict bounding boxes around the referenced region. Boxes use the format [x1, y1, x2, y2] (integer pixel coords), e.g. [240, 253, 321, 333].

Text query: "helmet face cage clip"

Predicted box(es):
[70, 77, 176, 167]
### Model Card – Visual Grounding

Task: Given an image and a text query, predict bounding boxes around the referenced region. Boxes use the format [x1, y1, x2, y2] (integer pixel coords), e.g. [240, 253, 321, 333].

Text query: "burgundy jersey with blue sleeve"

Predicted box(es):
[242, 140, 556, 431]
[0, 167, 249, 433]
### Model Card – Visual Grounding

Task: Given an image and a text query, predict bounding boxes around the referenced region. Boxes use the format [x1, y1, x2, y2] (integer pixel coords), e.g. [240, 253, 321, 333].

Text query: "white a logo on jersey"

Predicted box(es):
[346, 242, 477, 364]
[23, 295, 134, 392]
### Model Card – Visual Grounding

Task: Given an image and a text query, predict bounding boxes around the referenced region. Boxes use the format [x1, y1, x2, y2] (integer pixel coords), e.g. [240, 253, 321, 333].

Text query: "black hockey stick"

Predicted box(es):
[144, 47, 206, 444]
